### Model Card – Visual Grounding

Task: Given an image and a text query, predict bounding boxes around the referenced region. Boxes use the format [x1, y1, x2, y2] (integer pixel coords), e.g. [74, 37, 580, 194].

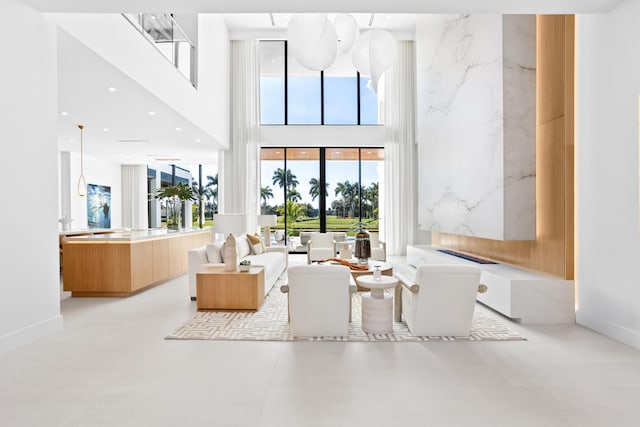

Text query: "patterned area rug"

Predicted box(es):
[166, 288, 526, 342]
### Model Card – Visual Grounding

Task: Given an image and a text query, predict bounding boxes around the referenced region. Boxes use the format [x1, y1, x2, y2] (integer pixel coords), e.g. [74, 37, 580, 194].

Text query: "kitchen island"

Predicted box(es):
[62, 228, 212, 297]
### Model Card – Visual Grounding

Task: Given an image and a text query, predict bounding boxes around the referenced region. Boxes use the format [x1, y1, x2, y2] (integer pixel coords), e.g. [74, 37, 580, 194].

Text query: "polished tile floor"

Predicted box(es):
[1, 255, 640, 426]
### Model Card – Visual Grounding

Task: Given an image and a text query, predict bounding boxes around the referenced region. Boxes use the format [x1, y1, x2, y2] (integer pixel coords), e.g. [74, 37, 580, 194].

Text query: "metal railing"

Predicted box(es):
[123, 13, 196, 87]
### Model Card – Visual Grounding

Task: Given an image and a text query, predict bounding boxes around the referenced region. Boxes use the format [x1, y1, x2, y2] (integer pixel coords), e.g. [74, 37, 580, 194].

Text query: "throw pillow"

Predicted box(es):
[246, 233, 265, 255]
[235, 234, 252, 258]
[206, 243, 223, 263]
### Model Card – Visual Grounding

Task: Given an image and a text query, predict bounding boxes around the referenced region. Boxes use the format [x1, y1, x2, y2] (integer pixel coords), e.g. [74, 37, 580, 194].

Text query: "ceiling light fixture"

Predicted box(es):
[175, 127, 182, 131]
[147, 111, 156, 116]
[77, 125, 87, 197]
[286, 13, 396, 93]
[60, 112, 69, 116]
[106, 87, 117, 92]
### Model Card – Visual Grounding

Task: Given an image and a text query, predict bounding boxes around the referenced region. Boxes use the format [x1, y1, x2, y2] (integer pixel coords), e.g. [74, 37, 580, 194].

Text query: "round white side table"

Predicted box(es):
[356, 275, 399, 334]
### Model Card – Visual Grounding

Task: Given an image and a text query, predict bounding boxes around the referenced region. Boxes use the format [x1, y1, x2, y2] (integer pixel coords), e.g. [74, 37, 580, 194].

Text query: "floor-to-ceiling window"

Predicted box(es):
[260, 147, 382, 242]
[258, 40, 381, 125]
[147, 163, 218, 229]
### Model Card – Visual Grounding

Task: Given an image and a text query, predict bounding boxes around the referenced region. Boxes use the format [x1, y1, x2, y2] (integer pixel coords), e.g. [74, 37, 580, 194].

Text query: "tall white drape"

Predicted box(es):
[382, 41, 417, 255]
[219, 40, 261, 234]
[121, 164, 148, 229]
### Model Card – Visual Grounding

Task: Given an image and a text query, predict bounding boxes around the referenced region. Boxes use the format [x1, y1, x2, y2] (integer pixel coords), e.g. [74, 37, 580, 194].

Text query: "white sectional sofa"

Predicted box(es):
[188, 235, 288, 300]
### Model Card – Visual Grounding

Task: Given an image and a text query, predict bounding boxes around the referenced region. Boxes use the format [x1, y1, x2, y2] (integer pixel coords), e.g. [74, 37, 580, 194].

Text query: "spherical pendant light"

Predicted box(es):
[351, 29, 397, 92]
[334, 14, 358, 55]
[287, 13, 338, 71]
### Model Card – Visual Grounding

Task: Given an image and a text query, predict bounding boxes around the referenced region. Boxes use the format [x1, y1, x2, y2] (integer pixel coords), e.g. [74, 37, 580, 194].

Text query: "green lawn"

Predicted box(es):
[273, 216, 378, 235]
[192, 216, 377, 234]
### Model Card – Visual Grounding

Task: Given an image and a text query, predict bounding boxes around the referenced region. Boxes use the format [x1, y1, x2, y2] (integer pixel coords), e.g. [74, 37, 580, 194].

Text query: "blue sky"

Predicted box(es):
[260, 76, 379, 125]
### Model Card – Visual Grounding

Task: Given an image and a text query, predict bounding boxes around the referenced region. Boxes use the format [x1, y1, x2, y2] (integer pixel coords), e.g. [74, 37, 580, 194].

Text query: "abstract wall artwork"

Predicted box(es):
[87, 184, 111, 228]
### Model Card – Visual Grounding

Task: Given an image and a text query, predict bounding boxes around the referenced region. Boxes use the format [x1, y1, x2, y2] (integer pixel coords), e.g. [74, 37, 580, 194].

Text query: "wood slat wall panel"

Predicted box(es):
[432, 15, 575, 280]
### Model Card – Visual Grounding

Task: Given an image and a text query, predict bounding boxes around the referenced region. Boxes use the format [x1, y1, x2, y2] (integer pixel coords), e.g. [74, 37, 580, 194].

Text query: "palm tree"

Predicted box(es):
[204, 174, 218, 218]
[272, 168, 299, 192]
[331, 199, 345, 218]
[367, 182, 379, 219]
[287, 187, 302, 203]
[309, 177, 329, 201]
[260, 186, 273, 213]
[335, 180, 358, 218]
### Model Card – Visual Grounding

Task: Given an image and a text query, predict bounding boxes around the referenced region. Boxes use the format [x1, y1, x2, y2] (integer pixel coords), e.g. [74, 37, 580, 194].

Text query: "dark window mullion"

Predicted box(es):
[283, 148, 288, 241]
[284, 41, 288, 125]
[357, 72, 361, 126]
[358, 149, 362, 221]
[319, 148, 326, 232]
[320, 70, 325, 125]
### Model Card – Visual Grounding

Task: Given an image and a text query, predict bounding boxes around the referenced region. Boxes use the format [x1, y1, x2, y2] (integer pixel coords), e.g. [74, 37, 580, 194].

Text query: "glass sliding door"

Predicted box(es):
[285, 148, 320, 238]
[260, 149, 285, 243]
[360, 149, 383, 232]
[260, 147, 383, 249]
[325, 148, 360, 234]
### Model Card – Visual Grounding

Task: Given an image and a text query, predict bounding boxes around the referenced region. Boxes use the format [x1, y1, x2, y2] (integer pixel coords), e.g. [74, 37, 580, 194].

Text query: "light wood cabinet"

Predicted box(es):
[63, 229, 212, 297]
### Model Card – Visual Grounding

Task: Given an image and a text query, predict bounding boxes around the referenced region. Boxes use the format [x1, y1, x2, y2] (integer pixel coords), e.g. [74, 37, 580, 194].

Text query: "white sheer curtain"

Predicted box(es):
[382, 41, 417, 255]
[121, 164, 148, 229]
[219, 40, 261, 234]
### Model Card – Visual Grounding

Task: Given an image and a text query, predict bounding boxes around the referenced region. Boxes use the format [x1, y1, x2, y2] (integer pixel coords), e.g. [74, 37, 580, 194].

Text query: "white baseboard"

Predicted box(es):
[576, 310, 640, 350]
[0, 315, 64, 354]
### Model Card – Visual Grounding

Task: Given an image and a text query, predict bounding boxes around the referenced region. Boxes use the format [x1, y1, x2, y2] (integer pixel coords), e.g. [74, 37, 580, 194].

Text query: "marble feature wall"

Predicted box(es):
[416, 15, 536, 240]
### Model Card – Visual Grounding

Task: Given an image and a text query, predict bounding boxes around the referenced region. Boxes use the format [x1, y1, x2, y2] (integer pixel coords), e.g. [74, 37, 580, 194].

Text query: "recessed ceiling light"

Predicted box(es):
[106, 87, 117, 92]
[195, 139, 201, 142]
[102, 128, 109, 132]
[60, 112, 69, 116]
[68, 139, 75, 143]
[367, 151, 372, 154]
[301, 151, 306, 154]
[175, 127, 183, 131]
[386, 15, 392, 20]
[147, 111, 156, 116]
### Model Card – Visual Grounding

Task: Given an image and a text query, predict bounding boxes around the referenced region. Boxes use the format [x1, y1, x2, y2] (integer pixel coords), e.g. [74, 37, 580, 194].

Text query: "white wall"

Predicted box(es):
[576, 0, 640, 349]
[260, 126, 386, 147]
[0, 0, 62, 352]
[415, 14, 536, 241]
[65, 153, 122, 230]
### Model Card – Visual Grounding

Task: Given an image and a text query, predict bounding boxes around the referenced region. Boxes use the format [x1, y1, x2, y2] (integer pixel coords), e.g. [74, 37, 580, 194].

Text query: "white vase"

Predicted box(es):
[224, 234, 238, 271]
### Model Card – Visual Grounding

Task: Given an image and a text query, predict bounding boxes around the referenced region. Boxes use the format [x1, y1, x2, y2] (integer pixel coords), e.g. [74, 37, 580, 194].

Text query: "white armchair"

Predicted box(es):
[282, 264, 356, 337]
[401, 264, 481, 336]
[369, 232, 386, 261]
[306, 232, 336, 264]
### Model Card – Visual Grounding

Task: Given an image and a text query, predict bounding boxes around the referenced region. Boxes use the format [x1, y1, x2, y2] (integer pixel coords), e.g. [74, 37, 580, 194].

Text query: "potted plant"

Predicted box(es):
[239, 259, 251, 272]
[153, 183, 196, 230]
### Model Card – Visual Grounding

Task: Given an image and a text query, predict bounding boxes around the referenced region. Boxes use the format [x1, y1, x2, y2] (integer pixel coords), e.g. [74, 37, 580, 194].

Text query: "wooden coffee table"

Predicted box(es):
[196, 266, 265, 311]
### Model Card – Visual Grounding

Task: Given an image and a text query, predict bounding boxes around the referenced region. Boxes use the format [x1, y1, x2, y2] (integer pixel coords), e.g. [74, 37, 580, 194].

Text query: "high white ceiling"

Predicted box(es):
[27, 0, 623, 14]
[224, 13, 418, 39]
[41, 0, 623, 166]
[57, 30, 219, 165]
